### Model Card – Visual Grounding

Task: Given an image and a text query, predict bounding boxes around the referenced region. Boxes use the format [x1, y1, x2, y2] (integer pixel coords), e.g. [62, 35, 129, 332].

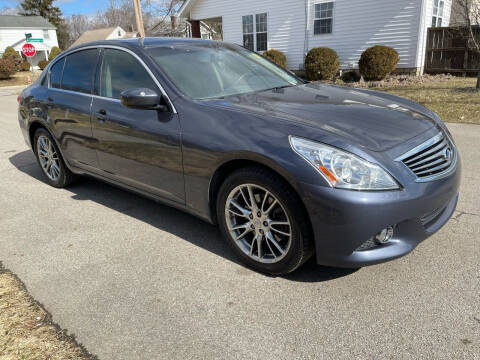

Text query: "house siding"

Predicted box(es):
[0, 27, 58, 66]
[187, 0, 451, 71]
[190, 0, 306, 69]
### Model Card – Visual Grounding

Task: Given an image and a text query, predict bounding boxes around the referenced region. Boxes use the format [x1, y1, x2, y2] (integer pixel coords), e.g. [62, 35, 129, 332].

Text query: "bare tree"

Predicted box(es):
[65, 0, 186, 46]
[148, 0, 185, 36]
[454, 0, 480, 88]
[66, 14, 92, 43]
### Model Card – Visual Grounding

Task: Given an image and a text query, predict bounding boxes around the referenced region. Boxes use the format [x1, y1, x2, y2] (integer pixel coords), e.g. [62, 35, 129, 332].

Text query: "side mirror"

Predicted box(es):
[120, 88, 168, 112]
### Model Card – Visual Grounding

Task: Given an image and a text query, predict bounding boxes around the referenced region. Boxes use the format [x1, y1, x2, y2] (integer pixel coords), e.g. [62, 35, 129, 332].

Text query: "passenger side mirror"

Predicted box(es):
[120, 88, 169, 112]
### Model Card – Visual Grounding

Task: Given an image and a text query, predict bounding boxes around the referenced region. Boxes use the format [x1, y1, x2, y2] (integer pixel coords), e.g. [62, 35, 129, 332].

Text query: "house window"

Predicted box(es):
[43, 29, 49, 39]
[432, 0, 444, 27]
[242, 15, 254, 51]
[256, 13, 267, 51]
[314, 2, 334, 35]
[242, 13, 268, 52]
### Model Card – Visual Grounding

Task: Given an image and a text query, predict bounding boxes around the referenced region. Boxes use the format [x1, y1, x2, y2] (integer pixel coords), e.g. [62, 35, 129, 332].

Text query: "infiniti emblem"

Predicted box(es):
[443, 147, 452, 161]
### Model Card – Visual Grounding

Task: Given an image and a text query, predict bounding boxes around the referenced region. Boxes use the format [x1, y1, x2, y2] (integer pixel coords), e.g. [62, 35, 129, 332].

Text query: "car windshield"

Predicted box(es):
[146, 44, 303, 100]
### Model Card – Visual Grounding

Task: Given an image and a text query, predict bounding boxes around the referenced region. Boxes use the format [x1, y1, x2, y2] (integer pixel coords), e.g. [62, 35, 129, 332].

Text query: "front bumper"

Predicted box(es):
[301, 159, 461, 268]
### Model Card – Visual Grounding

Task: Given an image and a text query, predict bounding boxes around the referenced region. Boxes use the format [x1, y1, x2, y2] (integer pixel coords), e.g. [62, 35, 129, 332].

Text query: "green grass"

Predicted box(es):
[0, 71, 40, 87]
[377, 77, 479, 124]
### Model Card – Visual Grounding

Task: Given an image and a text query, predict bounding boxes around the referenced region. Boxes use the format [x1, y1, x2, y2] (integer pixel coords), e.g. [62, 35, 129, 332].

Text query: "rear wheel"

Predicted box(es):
[217, 167, 313, 275]
[33, 128, 75, 188]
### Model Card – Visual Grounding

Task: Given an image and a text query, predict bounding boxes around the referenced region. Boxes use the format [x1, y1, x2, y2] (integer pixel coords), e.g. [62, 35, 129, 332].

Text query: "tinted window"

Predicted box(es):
[61, 49, 98, 94]
[49, 57, 64, 88]
[100, 49, 157, 99]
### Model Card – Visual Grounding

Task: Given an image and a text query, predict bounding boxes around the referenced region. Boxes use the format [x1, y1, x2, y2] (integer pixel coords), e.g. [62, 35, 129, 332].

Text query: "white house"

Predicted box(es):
[178, 0, 453, 74]
[70, 26, 136, 48]
[0, 15, 59, 66]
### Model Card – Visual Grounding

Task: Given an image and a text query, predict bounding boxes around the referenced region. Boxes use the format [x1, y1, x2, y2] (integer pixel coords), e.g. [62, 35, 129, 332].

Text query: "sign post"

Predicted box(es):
[22, 43, 36, 77]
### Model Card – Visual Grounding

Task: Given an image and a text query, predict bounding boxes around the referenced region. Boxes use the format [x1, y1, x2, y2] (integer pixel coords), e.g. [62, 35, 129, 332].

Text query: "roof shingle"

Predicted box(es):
[0, 15, 55, 29]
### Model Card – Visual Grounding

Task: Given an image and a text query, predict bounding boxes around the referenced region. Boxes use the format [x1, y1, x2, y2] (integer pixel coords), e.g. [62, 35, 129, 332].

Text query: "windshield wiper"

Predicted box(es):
[263, 84, 297, 92]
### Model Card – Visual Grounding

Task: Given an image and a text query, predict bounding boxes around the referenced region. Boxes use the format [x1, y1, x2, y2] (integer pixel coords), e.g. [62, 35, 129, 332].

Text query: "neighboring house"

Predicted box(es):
[0, 15, 59, 66]
[450, 0, 480, 25]
[179, 0, 454, 74]
[70, 26, 131, 48]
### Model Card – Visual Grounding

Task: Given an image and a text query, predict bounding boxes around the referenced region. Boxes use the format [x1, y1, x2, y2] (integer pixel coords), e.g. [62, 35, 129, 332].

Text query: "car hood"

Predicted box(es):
[203, 82, 437, 152]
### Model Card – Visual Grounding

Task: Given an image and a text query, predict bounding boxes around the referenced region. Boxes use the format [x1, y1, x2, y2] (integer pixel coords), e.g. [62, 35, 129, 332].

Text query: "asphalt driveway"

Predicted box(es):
[0, 90, 479, 359]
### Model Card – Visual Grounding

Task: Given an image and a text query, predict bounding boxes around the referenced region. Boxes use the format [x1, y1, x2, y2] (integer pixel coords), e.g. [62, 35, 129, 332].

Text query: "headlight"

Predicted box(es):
[289, 136, 399, 190]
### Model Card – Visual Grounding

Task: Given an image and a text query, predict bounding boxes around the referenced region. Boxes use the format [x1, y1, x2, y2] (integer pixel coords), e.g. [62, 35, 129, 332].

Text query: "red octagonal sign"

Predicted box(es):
[22, 43, 36, 57]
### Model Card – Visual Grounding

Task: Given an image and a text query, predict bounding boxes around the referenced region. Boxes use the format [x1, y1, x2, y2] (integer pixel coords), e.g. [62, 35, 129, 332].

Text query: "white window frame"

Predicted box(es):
[431, 0, 445, 27]
[242, 15, 254, 51]
[313, 1, 334, 35]
[43, 29, 50, 39]
[241, 13, 268, 52]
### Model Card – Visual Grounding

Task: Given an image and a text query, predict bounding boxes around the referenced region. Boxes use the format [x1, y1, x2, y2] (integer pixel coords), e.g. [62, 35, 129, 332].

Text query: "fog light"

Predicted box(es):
[375, 226, 394, 244]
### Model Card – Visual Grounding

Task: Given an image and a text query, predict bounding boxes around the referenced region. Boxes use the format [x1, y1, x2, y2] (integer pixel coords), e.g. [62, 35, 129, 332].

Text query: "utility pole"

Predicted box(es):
[133, 0, 146, 37]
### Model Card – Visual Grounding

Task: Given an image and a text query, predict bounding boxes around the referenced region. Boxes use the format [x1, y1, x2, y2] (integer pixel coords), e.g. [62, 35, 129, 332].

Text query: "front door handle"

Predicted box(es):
[96, 109, 107, 123]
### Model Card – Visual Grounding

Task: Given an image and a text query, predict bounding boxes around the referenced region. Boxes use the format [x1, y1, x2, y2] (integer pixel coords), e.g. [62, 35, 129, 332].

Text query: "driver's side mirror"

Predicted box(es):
[120, 88, 169, 112]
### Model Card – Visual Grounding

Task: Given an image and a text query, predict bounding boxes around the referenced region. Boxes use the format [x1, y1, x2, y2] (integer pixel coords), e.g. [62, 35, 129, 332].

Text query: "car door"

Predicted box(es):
[46, 49, 99, 169]
[90, 47, 184, 204]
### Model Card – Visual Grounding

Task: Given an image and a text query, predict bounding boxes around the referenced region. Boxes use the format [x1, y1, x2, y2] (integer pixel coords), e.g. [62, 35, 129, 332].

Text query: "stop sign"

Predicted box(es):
[22, 43, 36, 57]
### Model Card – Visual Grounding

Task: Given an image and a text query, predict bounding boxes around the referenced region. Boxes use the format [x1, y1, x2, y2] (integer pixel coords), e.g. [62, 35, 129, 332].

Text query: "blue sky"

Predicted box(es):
[0, 0, 107, 16]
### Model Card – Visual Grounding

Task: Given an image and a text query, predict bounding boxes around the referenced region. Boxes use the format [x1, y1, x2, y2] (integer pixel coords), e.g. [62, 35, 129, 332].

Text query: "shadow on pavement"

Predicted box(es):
[9, 150, 358, 283]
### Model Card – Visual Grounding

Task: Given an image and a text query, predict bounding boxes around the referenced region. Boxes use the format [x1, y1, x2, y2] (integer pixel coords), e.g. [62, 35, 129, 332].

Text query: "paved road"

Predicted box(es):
[0, 91, 479, 359]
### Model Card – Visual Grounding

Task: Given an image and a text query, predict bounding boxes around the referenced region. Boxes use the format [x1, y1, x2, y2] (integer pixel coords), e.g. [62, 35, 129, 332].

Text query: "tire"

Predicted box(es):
[217, 166, 314, 275]
[33, 128, 76, 188]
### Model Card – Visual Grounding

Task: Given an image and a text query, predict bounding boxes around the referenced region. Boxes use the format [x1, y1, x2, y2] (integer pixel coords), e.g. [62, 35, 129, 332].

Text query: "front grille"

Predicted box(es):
[355, 237, 379, 251]
[420, 206, 446, 226]
[396, 132, 456, 181]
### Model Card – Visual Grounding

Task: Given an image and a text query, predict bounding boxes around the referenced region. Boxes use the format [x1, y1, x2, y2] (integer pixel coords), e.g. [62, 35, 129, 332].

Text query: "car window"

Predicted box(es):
[49, 57, 64, 89]
[147, 44, 303, 99]
[100, 49, 158, 100]
[61, 49, 98, 94]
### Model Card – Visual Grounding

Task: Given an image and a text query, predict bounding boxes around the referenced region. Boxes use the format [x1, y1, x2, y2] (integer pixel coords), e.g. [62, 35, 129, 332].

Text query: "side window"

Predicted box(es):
[61, 49, 98, 94]
[100, 49, 158, 100]
[49, 57, 65, 88]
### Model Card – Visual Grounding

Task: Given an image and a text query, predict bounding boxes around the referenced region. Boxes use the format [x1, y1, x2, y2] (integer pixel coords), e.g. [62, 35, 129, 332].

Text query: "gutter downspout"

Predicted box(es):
[416, 0, 428, 76]
[304, 0, 309, 69]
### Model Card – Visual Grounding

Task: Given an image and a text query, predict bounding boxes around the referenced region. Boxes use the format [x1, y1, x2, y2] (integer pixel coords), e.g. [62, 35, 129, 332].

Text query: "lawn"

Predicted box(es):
[0, 264, 92, 360]
[369, 77, 480, 125]
[0, 71, 40, 87]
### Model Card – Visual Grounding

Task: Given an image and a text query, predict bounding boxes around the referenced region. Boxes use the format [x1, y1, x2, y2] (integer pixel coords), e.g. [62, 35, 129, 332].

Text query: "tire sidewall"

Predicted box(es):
[217, 169, 309, 275]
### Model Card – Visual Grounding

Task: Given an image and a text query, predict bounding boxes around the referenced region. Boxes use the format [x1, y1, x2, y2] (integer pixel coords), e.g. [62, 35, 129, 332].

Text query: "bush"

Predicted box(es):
[0, 59, 16, 79]
[37, 60, 50, 70]
[48, 46, 61, 61]
[341, 70, 361, 83]
[2, 46, 22, 70]
[305, 47, 340, 81]
[20, 61, 31, 71]
[359, 45, 400, 81]
[263, 49, 287, 69]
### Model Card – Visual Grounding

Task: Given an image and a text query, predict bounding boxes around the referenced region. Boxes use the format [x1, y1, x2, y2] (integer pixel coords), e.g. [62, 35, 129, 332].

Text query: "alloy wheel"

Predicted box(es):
[37, 135, 61, 181]
[225, 184, 292, 263]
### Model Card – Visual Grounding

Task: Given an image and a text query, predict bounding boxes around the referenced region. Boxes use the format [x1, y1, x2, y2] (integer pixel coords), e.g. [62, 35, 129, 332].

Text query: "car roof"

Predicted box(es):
[68, 37, 219, 53]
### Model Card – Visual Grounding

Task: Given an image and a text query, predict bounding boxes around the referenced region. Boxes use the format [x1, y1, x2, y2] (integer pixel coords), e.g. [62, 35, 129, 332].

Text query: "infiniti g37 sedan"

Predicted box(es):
[17, 38, 461, 275]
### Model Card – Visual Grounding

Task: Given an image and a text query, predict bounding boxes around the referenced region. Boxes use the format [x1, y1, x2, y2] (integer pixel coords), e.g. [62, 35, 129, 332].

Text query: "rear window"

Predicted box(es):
[61, 49, 98, 94]
[49, 58, 64, 89]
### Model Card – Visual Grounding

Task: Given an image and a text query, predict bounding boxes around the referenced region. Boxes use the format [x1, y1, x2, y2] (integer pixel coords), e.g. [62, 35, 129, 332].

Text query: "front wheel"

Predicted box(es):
[217, 167, 313, 275]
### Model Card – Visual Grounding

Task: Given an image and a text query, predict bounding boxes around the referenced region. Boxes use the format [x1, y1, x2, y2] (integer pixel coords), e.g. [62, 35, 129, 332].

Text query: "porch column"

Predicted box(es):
[189, 20, 201, 38]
